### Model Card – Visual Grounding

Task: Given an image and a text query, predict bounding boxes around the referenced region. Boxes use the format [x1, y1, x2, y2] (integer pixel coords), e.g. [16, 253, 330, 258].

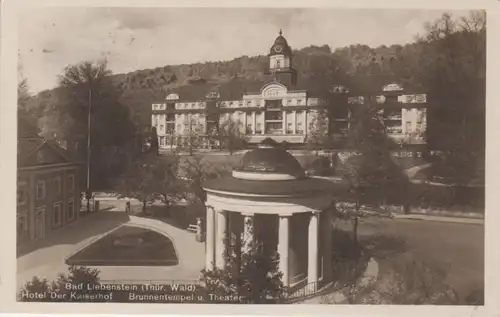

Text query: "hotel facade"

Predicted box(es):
[151, 31, 428, 149]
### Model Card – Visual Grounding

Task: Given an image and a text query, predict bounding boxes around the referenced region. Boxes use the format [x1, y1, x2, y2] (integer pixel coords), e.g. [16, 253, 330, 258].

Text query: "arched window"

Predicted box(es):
[276, 59, 281, 68]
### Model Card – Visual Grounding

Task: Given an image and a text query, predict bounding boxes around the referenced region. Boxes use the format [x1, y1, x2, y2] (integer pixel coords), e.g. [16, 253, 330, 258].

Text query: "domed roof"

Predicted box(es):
[269, 29, 292, 56]
[234, 146, 305, 179]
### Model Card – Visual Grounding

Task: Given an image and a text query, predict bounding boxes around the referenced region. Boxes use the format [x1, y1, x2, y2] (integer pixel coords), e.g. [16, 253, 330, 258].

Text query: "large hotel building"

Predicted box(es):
[151, 31, 428, 149]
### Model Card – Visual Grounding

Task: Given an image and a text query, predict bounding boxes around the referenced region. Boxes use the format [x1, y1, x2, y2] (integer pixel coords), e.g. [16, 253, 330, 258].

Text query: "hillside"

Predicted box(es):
[101, 43, 420, 127]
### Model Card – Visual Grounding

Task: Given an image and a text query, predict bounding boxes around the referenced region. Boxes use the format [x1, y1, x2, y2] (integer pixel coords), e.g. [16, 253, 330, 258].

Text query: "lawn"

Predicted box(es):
[345, 217, 485, 305]
[66, 225, 179, 266]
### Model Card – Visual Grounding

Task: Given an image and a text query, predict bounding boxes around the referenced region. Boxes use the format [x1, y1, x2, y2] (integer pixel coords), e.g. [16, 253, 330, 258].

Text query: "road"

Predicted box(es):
[348, 217, 484, 303]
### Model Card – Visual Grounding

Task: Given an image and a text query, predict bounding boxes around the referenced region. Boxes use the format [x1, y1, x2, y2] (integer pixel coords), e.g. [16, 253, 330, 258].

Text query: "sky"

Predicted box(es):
[18, 7, 474, 94]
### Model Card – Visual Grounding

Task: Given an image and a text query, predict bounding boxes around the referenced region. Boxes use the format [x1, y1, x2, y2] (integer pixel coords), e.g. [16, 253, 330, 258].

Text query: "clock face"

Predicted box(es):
[274, 45, 283, 53]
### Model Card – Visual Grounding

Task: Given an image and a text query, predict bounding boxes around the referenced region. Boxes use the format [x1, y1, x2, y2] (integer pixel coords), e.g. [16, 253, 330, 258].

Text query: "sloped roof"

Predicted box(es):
[18, 137, 81, 168]
[159, 74, 329, 103]
[17, 138, 45, 161]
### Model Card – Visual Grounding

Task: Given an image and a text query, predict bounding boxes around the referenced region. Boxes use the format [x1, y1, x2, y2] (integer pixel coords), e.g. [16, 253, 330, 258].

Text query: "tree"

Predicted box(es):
[18, 266, 101, 302]
[305, 108, 331, 155]
[114, 153, 183, 213]
[182, 156, 232, 205]
[219, 118, 246, 154]
[337, 99, 408, 243]
[43, 59, 137, 195]
[201, 222, 285, 304]
[402, 12, 485, 186]
[181, 118, 204, 156]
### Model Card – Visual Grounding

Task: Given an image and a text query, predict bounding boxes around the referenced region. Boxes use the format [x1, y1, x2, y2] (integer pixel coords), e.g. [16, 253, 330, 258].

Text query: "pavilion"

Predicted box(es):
[202, 142, 348, 291]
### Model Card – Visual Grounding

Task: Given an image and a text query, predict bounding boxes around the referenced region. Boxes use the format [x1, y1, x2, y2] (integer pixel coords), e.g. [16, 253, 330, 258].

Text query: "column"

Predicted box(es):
[282, 111, 287, 135]
[278, 215, 290, 287]
[215, 210, 227, 269]
[292, 110, 297, 134]
[322, 209, 333, 283]
[241, 213, 254, 253]
[308, 211, 319, 291]
[252, 111, 256, 134]
[205, 206, 216, 271]
[244, 112, 248, 134]
[261, 112, 265, 135]
[304, 110, 308, 137]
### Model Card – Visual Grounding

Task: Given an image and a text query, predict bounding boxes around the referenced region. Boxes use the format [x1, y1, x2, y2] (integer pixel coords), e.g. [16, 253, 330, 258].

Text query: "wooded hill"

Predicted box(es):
[27, 43, 427, 129]
[22, 12, 485, 154]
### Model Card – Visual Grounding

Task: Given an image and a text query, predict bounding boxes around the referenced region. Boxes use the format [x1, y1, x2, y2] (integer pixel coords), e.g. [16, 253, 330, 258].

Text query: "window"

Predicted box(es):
[247, 101, 252, 106]
[297, 122, 304, 133]
[416, 122, 422, 131]
[17, 182, 28, 205]
[267, 122, 282, 134]
[276, 60, 281, 68]
[405, 121, 412, 133]
[67, 175, 75, 192]
[256, 123, 262, 133]
[36, 180, 46, 200]
[54, 177, 62, 195]
[17, 214, 28, 244]
[287, 99, 292, 104]
[297, 99, 302, 105]
[159, 124, 164, 131]
[68, 199, 75, 222]
[287, 122, 293, 134]
[53, 202, 62, 227]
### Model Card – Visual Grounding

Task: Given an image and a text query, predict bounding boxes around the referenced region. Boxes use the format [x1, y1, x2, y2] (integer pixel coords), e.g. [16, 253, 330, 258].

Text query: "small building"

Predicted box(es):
[17, 117, 82, 248]
[202, 142, 348, 291]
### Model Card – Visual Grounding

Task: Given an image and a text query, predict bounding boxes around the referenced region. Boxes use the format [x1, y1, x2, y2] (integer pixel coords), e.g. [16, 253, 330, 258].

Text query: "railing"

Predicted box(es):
[100, 279, 203, 286]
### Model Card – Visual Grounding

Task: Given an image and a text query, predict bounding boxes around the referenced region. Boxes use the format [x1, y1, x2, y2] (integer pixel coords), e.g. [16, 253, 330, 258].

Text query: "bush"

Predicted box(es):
[409, 183, 484, 209]
[330, 228, 368, 286]
[350, 254, 459, 305]
[18, 266, 101, 302]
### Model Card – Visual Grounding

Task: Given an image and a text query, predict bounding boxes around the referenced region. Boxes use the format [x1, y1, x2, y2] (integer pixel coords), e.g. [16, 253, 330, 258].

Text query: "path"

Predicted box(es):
[17, 212, 205, 291]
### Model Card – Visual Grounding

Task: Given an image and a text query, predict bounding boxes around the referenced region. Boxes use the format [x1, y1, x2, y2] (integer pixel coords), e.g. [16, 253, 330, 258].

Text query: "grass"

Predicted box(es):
[66, 225, 178, 266]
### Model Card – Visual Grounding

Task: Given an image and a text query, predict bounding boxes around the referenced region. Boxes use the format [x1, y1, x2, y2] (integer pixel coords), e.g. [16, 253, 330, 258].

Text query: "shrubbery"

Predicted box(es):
[18, 266, 101, 302]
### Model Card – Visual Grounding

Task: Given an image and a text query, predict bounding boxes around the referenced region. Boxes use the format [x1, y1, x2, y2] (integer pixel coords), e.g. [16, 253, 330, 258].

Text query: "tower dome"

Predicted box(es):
[269, 29, 292, 56]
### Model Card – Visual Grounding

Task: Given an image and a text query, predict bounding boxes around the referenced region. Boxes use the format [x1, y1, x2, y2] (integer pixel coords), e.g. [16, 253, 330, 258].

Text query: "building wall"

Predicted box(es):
[17, 165, 80, 246]
[151, 92, 428, 148]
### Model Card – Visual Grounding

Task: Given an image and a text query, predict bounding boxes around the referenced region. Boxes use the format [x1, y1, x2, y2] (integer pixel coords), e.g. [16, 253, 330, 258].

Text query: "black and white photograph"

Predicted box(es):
[1, 1, 497, 314]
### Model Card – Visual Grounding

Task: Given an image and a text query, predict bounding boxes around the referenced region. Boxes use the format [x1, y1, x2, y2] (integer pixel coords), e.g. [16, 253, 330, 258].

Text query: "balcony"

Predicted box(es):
[384, 115, 402, 121]
[386, 126, 403, 134]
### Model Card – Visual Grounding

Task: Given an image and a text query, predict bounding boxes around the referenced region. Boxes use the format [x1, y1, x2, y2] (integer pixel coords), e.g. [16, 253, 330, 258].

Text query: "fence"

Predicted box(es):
[100, 279, 204, 286]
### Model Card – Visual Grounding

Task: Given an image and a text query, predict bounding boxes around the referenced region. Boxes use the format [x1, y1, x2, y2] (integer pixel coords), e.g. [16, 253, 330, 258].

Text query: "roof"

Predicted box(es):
[234, 147, 305, 177]
[269, 30, 293, 56]
[170, 79, 268, 102]
[17, 138, 45, 160]
[18, 137, 81, 168]
[203, 141, 349, 196]
[203, 175, 348, 196]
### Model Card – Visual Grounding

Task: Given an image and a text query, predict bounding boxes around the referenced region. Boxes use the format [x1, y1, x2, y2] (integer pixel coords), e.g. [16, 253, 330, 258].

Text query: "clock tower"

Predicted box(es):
[268, 29, 297, 86]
